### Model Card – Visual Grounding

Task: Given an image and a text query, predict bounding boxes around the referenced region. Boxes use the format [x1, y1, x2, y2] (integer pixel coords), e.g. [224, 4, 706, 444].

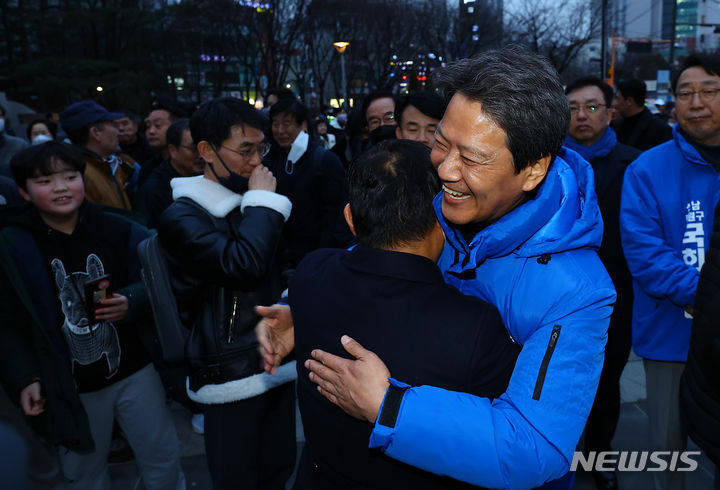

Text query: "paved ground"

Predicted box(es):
[109, 351, 716, 489]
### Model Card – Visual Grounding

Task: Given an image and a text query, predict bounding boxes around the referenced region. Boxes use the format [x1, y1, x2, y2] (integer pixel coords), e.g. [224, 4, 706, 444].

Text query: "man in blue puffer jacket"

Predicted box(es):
[620, 53, 720, 490]
[255, 48, 616, 489]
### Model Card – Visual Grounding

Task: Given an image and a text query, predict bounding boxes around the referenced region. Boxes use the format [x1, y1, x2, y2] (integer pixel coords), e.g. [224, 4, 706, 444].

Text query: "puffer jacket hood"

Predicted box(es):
[437, 147, 603, 271]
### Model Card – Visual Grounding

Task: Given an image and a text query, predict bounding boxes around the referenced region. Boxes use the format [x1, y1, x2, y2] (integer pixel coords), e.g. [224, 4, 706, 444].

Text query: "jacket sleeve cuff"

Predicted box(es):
[241, 190, 292, 222]
[369, 378, 410, 449]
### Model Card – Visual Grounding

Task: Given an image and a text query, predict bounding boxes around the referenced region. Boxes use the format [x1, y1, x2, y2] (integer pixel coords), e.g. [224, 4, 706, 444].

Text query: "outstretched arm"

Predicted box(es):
[255, 304, 295, 374]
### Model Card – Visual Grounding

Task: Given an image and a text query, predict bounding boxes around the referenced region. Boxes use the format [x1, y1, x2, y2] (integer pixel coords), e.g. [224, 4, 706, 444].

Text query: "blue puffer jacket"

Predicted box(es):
[620, 126, 720, 362]
[368, 148, 616, 489]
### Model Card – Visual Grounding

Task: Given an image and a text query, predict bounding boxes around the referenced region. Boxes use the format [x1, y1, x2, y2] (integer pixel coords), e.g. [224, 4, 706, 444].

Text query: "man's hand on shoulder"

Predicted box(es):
[305, 335, 390, 424]
[255, 304, 294, 374]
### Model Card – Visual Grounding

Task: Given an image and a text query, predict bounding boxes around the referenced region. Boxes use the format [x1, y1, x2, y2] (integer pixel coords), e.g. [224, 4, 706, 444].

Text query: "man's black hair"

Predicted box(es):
[616, 79, 647, 106]
[26, 118, 57, 141]
[270, 99, 309, 127]
[265, 87, 296, 102]
[348, 139, 440, 249]
[672, 53, 720, 93]
[149, 97, 187, 121]
[435, 47, 569, 173]
[565, 77, 614, 107]
[361, 91, 397, 124]
[190, 97, 267, 148]
[394, 91, 447, 126]
[116, 109, 141, 125]
[10, 141, 86, 191]
[65, 122, 106, 147]
[166, 118, 191, 148]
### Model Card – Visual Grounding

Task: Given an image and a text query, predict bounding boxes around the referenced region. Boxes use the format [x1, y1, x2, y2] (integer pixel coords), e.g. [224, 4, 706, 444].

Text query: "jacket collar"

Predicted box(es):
[343, 245, 445, 284]
[170, 175, 242, 218]
[673, 124, 716, 167]
[564, 127, 617, 163]
[437, 147, 603, 270]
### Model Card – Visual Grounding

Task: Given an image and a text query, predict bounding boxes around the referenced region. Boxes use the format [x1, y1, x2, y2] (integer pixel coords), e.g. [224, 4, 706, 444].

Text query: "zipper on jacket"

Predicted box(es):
[226, 295, 240, 344]
[532, 324, 561, 401]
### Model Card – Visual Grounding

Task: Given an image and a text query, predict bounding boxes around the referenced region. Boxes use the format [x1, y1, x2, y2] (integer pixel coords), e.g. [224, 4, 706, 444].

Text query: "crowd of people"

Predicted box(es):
[0, 46, 718, 490]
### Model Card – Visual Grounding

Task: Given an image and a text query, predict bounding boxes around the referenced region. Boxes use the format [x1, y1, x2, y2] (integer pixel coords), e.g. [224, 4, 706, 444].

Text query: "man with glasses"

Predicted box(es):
[615, 78, 673, 151]
[565, 77, 640, 490]
[620, 54, 720, 490]
[363, 91, 398, 145]
[134, 118, 205, 228]
[157, 97, 296, 490]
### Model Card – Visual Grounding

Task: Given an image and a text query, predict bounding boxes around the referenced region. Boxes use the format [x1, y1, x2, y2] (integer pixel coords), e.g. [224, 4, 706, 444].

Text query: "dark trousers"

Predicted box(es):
[203, 382, 296, 490]
[584, 294, 632, 453]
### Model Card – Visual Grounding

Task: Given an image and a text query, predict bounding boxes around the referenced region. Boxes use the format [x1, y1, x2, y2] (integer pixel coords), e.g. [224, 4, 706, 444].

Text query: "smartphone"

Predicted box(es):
[84, 274, 111, 324]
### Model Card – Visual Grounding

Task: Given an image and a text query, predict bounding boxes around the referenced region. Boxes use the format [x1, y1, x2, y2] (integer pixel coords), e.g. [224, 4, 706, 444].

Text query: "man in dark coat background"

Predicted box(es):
[564, 76, 641, 490]
[615, 78, 673, 151]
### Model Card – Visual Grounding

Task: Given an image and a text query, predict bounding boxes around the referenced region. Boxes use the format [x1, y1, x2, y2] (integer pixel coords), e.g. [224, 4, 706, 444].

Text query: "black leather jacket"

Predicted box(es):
[157, 196, 286, 393]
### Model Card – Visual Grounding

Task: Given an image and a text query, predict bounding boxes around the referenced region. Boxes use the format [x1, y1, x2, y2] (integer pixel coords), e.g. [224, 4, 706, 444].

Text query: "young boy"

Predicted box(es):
[0, 141, 184, 490]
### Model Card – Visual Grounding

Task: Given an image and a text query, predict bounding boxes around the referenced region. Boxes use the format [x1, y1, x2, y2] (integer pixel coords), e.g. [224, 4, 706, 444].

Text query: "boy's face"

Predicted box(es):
[19, 159, 85, 224]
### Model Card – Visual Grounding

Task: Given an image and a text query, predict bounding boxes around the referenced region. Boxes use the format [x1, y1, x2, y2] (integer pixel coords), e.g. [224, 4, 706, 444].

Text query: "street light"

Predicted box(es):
[333, 41, 349, 109]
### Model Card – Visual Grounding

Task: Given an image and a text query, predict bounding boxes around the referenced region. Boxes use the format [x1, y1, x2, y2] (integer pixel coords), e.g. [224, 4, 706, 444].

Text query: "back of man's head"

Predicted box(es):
[190, 97, 266, 148]
[616, 79, 647, 107]
[435, 47, 569, 173]
[395, 91, 447, 126]
[348, 139, 440, 249]
[672, 53, 720, 92]
[565, 77, 614, 107]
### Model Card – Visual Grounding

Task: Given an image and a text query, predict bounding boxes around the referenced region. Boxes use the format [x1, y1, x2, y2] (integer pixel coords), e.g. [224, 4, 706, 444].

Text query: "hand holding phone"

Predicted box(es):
[84, 274, 111, 323]
[94, 294, 129, 323]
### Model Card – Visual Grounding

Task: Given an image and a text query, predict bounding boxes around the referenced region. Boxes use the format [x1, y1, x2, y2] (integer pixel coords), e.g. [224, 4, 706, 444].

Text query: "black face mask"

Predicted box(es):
[370, 124, 398, 144]
[207, 145, 249, 194]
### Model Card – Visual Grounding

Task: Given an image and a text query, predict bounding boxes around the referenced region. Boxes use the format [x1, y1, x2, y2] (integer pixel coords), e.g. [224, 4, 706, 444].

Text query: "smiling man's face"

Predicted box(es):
[431, 93, 542, 228]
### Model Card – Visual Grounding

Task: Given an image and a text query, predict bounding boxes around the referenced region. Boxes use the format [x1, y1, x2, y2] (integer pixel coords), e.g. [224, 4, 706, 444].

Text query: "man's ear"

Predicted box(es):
[196, 141, 214, 164]
[343, 203, 356, 236]
[88, 126, 101, 143]
[395, 126, 403, 140]
[521, 155, 552, 192]
[167, 144, 177, 160]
